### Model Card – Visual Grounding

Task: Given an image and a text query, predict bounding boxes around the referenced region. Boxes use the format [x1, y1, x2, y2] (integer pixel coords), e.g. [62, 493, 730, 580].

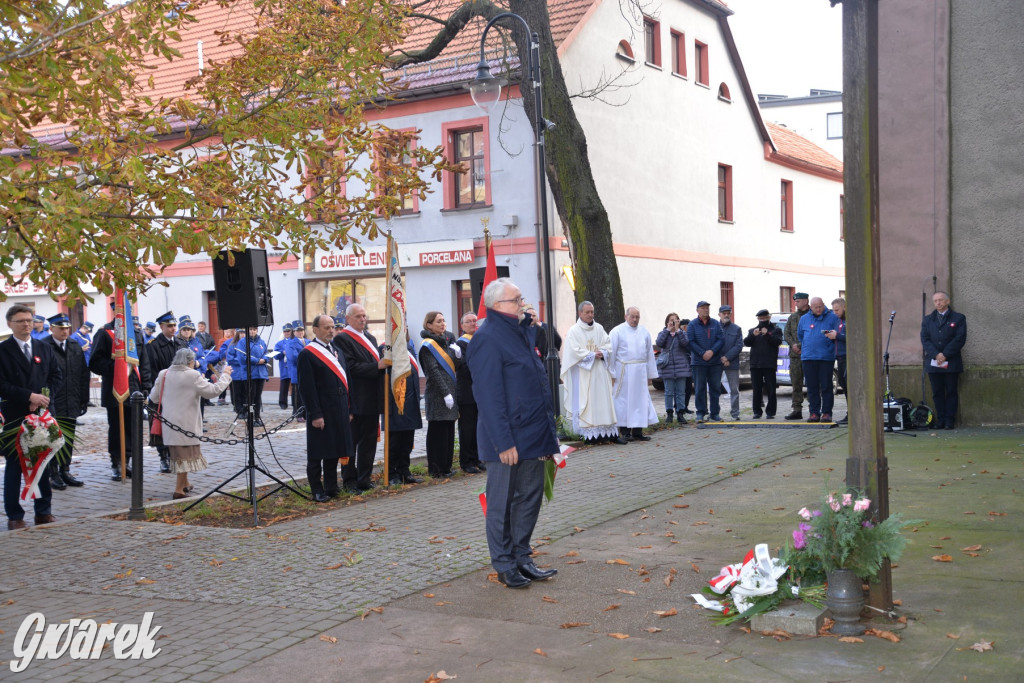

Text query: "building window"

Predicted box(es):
[718, 83, 731, 102]
[827, 112, 843, 139]
[643, 16, 661, 67]
[442, 117, 491, 211]
[781, 180, 794, 232]
[720, 281, 734, 311]
[670, 29, 686, 77]
[717, 164, 732, 222]
[694, 40, 709, 86]
[780, 287, 795, 313]
[616, 39, 635, 62]
[302, 276, 387, 341]
[839, 194, 845, 240]
[374, 130, 418, 216]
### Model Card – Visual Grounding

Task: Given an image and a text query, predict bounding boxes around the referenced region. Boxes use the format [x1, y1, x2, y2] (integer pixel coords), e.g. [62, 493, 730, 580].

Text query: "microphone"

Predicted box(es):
[889, 311, 896, 323]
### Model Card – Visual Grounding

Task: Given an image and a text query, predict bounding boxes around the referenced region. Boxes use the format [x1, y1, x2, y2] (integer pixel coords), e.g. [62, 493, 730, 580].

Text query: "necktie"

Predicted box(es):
[23, 342, 32, 362]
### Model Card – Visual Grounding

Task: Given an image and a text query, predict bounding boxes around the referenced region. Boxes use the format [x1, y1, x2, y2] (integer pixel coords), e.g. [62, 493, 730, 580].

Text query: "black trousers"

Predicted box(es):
[684, 376, 694, 410]
[343, 414, 378, 488]
[929, 372, 960, 427]
[387, 430, 414, 480]
[750, 368, 778, 417]
[307, 456, 339, 497]
[48, 422, 78, 477]
[457, 402, 479, 470]
[232, 378, 265, 419]
[278, 377, 291, 409]
[426, 420, 455, 476]
[836, 355, 847, 394]
[105, 402, 137, 468]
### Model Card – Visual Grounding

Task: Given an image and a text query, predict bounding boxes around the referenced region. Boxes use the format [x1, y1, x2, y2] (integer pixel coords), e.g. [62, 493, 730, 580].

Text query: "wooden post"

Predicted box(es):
[841, 0, 892, 610]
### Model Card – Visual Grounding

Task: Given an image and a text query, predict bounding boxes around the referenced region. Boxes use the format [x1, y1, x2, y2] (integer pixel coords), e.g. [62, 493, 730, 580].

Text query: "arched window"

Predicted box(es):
[616, 39, 635, 62]
[718, 83, 732, 102]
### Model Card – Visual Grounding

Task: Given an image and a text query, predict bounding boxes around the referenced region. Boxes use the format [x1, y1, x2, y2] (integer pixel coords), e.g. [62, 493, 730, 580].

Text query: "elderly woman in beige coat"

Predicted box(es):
[149, 347, 233, 498]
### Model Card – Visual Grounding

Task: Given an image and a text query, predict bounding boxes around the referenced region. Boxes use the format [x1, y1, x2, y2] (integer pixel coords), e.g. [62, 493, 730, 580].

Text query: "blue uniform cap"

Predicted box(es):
[282, 323, 293, 331]
[47, 313, 72, 328]
[291, 320, 303, 329]
[155, 311, 176, 325]
[83, 321, 95, 330]
[333, 317, 344, 328]
[32, 314, 45, 323]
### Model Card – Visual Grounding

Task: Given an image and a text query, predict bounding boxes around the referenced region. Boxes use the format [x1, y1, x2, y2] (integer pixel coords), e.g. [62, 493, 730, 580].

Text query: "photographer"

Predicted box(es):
[744, 309, 783, 419]
[796, 297, 842, 423]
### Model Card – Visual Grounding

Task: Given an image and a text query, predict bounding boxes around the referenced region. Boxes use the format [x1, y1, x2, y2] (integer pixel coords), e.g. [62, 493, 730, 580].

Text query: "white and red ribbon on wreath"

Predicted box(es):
[16, 411, 65, 502]
[695, 544, 789, 613]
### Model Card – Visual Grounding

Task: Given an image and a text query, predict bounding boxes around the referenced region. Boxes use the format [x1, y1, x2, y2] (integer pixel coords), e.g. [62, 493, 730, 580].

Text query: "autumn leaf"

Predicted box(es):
[560, 622, 590, 629]
[637, 545, 653, 549]
[423, 593, 435, 598]
[969, 640, 994, 652]
[425, 671, 456, 682]
[673, 504, 689, 509]
[319, 635, 338, 644]
[939, 535, 951, 540]
[761, 629, 791, 639]
[690, 563, 700, 573]
[324, 563, 344, 570]
[134, 578, 156, 585]
[606, 559, 630, 565]
[652, 608, 678, 618]
[838, 636, 864, 643]
[865, 628, 900, 643]
[542, 596, 558, 603]
[664, 568, 677, 588]
[603, 604, 620, 611]
[932, 554, 953, 562]
[534, 648, 547, 657]
[962, 545, 982, 551]
[616, 589, 637, 596]
[692, 521, 708, 526]
[608, 633, 630, 639]
[946, 633, 961, 639]
[561, 551, 579, 558]
[987, 511, 1007, 516]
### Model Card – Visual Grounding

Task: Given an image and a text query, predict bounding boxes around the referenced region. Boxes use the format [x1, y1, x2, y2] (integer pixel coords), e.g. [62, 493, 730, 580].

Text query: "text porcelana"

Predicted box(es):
[10, 612, 162, 673]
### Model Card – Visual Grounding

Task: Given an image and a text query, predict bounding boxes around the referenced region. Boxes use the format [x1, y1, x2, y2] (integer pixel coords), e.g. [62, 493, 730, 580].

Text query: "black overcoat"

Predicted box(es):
[332, 329, 384, 416]
[297, 341, 354, 462]
[44, 337, 90, 418]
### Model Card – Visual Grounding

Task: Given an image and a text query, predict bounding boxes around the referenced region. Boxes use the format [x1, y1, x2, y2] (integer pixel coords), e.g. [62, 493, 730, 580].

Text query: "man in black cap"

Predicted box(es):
[44, 314, 90, 489]
[145, 311, 185, 473]
[717, 305, 744, 421]
[744, 309, 783, 419]
[686, 300, 724, 423]
[783, 292, 811, 420]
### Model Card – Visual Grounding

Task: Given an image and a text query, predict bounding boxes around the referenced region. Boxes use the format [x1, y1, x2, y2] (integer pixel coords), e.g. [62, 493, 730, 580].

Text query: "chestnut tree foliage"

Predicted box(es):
[1, 0, 452, 302]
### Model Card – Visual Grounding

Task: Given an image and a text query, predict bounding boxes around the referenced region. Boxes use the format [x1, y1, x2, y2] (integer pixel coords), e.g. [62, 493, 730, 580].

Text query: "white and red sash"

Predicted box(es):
[305, 341, 348, 391]
[341, 327, 380, 360]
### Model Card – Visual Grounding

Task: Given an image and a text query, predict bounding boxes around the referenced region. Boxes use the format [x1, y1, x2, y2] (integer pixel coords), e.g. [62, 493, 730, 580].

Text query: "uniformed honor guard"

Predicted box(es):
[43, 314, 90, 489]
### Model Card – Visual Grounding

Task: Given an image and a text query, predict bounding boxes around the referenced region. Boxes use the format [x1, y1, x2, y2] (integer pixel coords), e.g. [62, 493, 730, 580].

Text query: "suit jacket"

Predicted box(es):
[333, 329, 384, 415]
[297, 340, 353, 461]
[89, 322, 152, 408]
[43, 336, 90, 418]
[0, 337, 64, 446]
[465, 308, 559, 462]
[921, 309, 967, 373]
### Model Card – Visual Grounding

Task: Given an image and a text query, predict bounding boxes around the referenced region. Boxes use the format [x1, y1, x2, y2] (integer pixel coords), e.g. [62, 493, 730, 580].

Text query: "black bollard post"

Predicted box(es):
[128, 391, 146, 521]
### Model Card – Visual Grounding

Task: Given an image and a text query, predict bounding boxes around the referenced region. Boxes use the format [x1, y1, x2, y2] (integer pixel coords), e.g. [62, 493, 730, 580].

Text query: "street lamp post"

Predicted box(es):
[468, 13, 561, 419]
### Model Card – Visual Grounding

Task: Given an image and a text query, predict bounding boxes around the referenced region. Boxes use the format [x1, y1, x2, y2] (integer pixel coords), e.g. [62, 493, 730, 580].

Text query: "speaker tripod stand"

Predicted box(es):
[882, 311, 915, 438]
[185, 330, 309, 525]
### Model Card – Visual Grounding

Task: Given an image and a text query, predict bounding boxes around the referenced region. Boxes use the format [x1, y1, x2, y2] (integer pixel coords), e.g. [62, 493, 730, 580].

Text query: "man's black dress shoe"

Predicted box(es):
[518, 561, 557, 581]
[463, 466, 481, 474]
[357, 481, 375, 491]
[611, 435, 629, 445]
[110, 466, 122, 481]
[49, 474, 67, 491]
[61, 471, 84, 487]
[945, 423, 955, 430]
[313, 492, 330, 503]
[631, 433, 651, 442]
[389, 477, 403, 486]
[403, 474, 424, 484]
[497, 568, 531, 589]
[442, 471, 456, 478]
[476, 461, 487, 471]
[784, 410, 803, 420]
[344, 487, 363, 496]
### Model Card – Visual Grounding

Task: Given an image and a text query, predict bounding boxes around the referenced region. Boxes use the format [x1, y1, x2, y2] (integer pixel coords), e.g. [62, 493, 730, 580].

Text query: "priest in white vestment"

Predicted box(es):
[561, 301, 627, 444]
[609, 307, 659, 441]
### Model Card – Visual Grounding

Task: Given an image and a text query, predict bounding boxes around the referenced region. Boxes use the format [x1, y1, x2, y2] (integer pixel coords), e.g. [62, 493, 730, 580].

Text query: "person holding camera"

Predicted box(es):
[655, 313, 691, 423]
[744, 309, 783, 419]
[797, 297, 842, 423]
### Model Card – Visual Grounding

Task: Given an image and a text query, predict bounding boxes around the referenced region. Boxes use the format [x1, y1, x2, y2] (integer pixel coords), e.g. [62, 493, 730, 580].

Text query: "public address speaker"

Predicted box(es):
[212, 249, 273, 329]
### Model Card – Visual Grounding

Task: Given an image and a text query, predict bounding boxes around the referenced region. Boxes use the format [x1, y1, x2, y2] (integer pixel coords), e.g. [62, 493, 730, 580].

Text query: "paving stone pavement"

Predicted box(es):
[0, 387, 845, 679]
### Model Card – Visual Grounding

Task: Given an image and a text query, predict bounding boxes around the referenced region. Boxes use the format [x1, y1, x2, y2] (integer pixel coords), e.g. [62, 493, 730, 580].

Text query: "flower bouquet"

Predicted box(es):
[15, 411, 65, 502]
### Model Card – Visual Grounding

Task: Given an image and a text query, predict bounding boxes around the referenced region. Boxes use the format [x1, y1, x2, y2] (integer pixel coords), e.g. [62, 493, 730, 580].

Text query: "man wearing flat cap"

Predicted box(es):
[745, 309, 783, 419]
[717, 305, 744, 421]
[783, 292, 811, 420]
[686, 301, 725, 423]
[44, 314, 90, 489]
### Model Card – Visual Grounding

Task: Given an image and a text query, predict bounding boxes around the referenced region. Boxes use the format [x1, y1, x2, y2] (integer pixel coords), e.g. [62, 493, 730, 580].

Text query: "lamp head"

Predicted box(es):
[467, 61, 506, 113]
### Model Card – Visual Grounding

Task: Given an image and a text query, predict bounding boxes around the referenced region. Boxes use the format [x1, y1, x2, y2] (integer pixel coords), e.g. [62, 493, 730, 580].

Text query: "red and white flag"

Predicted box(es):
[383, 235, 411, 409]
[476, 233, 497, 320]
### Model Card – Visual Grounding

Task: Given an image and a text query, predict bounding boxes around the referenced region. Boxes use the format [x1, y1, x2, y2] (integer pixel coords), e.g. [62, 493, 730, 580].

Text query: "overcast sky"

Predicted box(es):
[726, 0, 843, 98]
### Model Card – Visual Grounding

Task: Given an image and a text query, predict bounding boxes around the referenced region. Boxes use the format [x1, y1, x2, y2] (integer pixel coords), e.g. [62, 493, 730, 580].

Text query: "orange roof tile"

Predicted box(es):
[766, 121, 843, 176]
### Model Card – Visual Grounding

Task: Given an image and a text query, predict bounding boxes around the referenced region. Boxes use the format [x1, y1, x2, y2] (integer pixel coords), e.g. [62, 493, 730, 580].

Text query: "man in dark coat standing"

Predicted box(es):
[467, 278, 560, 590]
[921, 291, 967, 429]
[1, 304, 64, 529]
[744, 309, 783, 419]
[145, 311, 185, 473]
[298, 314, 354, 502]
[382, 337, 424, 486]
[90, 306, 151, 481]
[687, 301, 725, 423]
[43, 314, 90, 489]
[455, 312, 485, 474]
[333, 303, 385, 493]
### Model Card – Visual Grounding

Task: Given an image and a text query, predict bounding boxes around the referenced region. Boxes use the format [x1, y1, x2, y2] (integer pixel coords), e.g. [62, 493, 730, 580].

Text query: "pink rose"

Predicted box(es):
[830, 501, 840, 512]
[842, 493, 853, 506]
[798, 507, 812, 521]
[854, 498, 870, 512]
[792, 529, 806, 549]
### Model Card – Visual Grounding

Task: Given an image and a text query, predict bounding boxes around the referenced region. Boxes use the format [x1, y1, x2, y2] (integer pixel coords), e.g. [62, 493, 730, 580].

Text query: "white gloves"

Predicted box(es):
[444, 394, 455, 409]
[449, 344, 462, 359]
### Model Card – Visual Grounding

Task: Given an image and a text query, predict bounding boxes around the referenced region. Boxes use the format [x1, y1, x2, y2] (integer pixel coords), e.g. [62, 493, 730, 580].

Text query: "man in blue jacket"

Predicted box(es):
[921, 291, 967, 429]
[797, 297, 842, 423]
[467, 278, 560, 590]
[718, 305, 744, 421]
[687, 301, 725, 423]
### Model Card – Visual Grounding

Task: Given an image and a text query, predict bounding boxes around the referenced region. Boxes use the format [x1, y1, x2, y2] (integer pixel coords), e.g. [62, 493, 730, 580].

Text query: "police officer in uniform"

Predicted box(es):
[43, 314, 90, 489]
[145, 311, 185, 473]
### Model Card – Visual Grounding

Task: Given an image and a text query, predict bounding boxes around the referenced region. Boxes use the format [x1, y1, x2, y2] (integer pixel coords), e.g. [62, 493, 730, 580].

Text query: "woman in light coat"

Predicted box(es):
[149, 348, 233, 499]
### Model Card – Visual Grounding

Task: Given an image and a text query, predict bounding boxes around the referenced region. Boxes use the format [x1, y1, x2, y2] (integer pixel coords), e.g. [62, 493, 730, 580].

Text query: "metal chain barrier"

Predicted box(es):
[149, 407, 305, 445]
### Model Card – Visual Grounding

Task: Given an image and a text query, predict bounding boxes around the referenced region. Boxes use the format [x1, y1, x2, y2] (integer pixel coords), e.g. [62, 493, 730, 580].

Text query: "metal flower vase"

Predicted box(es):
[826, 569, 865, 636]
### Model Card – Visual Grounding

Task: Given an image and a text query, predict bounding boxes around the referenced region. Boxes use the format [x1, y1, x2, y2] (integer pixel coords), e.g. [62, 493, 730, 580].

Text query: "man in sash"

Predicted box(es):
[333, 303, 385, 493]
[609, 307, 659, 441]
[467, 278, 561, 589]
[1, 305, 64, 529]
[561, 301, 626, 444]
[90, 303, 151, 480]
[297, 314, 353, 502]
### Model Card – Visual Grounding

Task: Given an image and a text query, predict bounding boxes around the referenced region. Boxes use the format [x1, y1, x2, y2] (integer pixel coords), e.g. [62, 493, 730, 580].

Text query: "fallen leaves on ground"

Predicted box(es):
[608, 633, 630, 639]
[320, 635, 338, 644]
[761, 629, 791, 640]
[969, 640, 994, 653]
[646, 627, 662, 633]
[673, 504, 689, 509]
[664, 567, 678, 588]
[838, 636, 864, 643]
[560, 622, 590, 629]
[946, 633, 960, 639]
[561, 551, 579, 558]
[424, 671, 456, 682]
[865, 628, 900, 643]
[690, 563, 700, 573]
[533, 648, 547, 657]
[616, 589, 636, 596]
[603, 604, 620, 612]
[542, 596, 558, 603]
[932, 554, 953, 562]
[962, 544, 982, 551]
[606, 559, 630, 565]
[423, 593, 435, 598]
[134, 578, 156, 585]
[652, 608, 678, 618]
[486, 572, 500, 583]
[324, 563, 344, 570]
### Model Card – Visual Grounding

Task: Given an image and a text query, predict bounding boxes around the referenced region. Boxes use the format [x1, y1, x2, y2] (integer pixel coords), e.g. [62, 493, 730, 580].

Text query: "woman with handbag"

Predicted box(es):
[149, 348, 233, 499]
[655, 312, 692, 424]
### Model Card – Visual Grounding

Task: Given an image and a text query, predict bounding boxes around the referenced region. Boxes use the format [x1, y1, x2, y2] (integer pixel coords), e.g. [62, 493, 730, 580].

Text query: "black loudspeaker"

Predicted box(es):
[212, 249, 273, 329]
[469, 265, 510, 312]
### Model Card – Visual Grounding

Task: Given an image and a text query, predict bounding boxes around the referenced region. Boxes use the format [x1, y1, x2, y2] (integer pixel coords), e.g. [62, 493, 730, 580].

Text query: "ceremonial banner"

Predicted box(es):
[383, 235, 411, 409]
[111, 289, 137, 404]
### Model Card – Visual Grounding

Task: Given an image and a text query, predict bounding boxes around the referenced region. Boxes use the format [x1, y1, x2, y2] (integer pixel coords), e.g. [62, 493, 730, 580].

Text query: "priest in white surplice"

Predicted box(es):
[561, 301, 628, 444]
[609, 307, 659, 441]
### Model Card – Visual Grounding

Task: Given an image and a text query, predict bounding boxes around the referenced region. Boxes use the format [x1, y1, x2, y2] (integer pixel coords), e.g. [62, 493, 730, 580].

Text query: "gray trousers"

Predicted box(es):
[485, 458, 545, 572]
[721, 365, 741, 419]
